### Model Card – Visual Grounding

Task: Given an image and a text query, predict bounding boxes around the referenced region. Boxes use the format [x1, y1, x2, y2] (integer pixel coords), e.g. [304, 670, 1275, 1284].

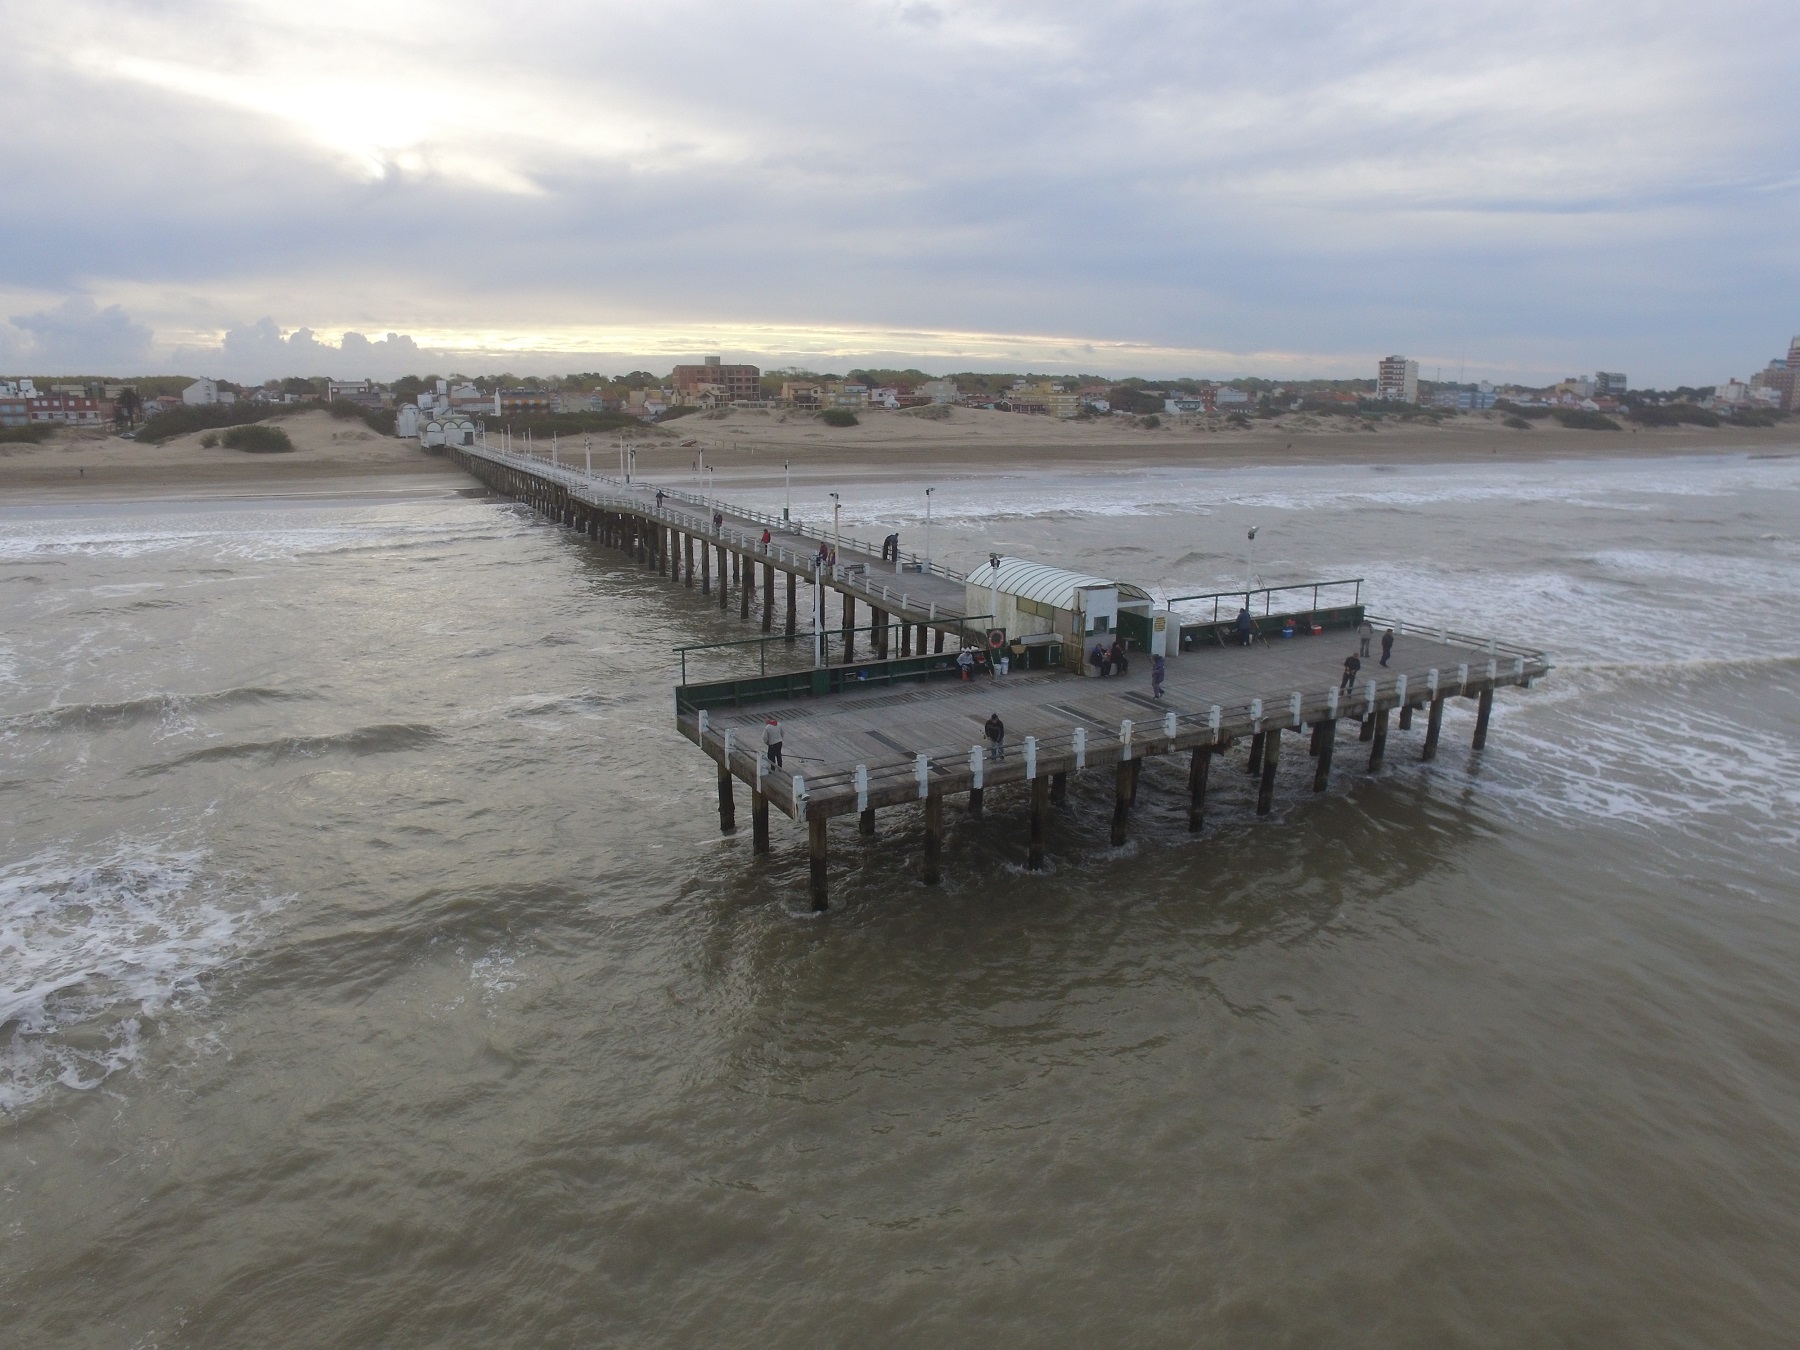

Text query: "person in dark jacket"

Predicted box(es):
[1380, 628, 1395, 667]
[1340, 652, 1362, 691]
[1151, 653, 1166, 699]
[1108, 638, 1129, 676]
[984, 712, 1006, 760]
[1236, 606, 1253, 646]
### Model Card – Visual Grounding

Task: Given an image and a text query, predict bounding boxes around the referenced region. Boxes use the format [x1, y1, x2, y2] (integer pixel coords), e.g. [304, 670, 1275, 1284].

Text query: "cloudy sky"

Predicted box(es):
[4, 0, 1796, 385]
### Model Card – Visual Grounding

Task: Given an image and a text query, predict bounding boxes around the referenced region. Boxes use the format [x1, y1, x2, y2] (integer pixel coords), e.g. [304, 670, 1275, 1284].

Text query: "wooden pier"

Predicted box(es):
[444, 441, 1553, 912]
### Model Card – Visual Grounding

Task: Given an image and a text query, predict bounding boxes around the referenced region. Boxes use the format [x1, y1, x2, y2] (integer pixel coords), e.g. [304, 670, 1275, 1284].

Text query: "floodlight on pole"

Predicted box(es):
[1246, 524, 1259, 598]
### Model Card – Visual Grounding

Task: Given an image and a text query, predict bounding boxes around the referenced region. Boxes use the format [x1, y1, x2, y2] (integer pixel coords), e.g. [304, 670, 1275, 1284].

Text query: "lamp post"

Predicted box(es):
[924, 486, 934, 572]
[783, 460, 791, 523]
[988, 553, 1001, 632]
[1245, 524, 1259, 602]
[584, 437, 592, 479]
[812, 560, 823, 667]
[829, 492, 842, 569]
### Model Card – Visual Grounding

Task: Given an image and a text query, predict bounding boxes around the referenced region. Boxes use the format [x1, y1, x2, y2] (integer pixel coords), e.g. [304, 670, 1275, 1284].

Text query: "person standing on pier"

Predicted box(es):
[763, 716, 784, 767]
[1340, 651, 1362, 691]
[1380, 628, 1395, 667]
[1236, 605, 1253, 647]
[656, 490, 665, 510]
[985, 712, 1006, 760]
[1151, 652, 1166, 699]
[1359, 617, 1374, 657]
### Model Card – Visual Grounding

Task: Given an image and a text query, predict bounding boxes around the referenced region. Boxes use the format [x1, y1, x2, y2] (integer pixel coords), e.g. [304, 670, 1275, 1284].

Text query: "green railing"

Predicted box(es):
[675, 649, 982, 714]
[1168, 578, 1365, 623]
[1179, 604, 1365, 650]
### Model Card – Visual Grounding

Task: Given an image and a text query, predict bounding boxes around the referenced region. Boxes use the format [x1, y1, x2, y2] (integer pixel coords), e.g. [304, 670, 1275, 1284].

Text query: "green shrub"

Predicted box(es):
[1551, 409, 1621, 431]
[1629, 403, 1719, 428]
[0, 423, 56, 444]
[223, 423, 294, 453]
[821, 408, 859, 427]
[328, 400, 397, 436]
[1226, 412, 1250, 427]
[139, 402, 280, 444]
[1493, 400, 1550, 420]
[1138, 413, 1161, 429]
[1502, 416, 1533, 431]
[199, 432, 220, 448]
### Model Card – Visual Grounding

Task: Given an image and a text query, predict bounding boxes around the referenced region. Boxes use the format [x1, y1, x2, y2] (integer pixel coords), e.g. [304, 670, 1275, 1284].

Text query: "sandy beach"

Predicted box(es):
[2, 405, 1795, 503]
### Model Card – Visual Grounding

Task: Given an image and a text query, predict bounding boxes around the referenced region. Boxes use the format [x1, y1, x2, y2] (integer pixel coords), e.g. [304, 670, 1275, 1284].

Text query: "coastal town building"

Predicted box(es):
[918, 379, 960, 404]
[326, 379, 382, 407]
[496, 388, 555, 416]
[1376, 356, 1419, 402]
[1594, 372, 1628, 398]
[27, 393, 109, 425]
[671, 356, 760, 403]
[780, 381, 822, 408]
[822, 382, 869, 410]
[182, 378, 227, 406]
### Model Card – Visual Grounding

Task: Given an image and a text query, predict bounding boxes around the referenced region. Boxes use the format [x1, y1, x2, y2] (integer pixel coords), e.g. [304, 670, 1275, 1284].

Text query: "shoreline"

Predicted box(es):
[1, 405, 1794, 507]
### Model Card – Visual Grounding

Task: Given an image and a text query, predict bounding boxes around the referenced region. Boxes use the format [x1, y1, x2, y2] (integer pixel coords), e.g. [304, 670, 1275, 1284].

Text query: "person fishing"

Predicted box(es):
[1380, 627, 1395, 667]
[762, 715, 784, 768]
[984, 711, 1006, 760]
[1151, 652, 1166, 699]
[1236, 605, 1253, 647]
[1340, 651, 1362, 692]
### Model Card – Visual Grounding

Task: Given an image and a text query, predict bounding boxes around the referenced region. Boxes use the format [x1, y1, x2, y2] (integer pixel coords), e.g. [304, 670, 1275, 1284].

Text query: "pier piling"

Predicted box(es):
[809, 818, 828, 911]
[1423, 696, 1445, 761]
[1313, 719, 1336, 792]
[1369, 707, 1389, 772]
[1188, 744, 1212, 832]
[1473, 686, 1494, 750]
[1256, 727, 1281, 815]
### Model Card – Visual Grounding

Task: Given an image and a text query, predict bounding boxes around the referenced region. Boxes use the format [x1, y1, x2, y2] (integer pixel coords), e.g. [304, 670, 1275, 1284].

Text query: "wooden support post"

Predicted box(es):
[1309, 722, 1322, 756]
[1028, 774, 1048, 870]
[717, 765, 736, 833]
[1360, 714, 1376, 742]
[1398, 703, 1413, 731]
[1313, 719, 1336, 792]
[718, 545, 728, 609]
[1188, 744, 1212, 832]
[1256, 727, 1281, 815]
[700, 539, 711, 593]
[1473, 686, 1494, 750]
[1247, 731, 1266, 775]
[842, 593, 856, 662]
[1111, 761, 1132, 846]
[751, 791, 770, 854]
[1369, 707, 1389, 772]
[934, 629, 945, 654]
[859, 807, 876, 836]
[968, 787, 984, 816]
[901, 623, 912, 658]
[1423, 696, 1445, 761]
[740, 558, 751, 620]
[1050, 770, 1067, 805]
[685, 534, 695, 587]
[923, 792, 943, 885]
[762, 562, 774, 632]
[1128, 758, 1141, 805]
[786, 572, 797, 638]
[809, 817, 828, 911]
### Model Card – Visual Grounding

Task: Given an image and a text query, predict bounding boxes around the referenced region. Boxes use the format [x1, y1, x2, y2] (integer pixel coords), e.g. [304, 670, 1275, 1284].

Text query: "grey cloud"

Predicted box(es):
[4, 297, 154, 372]
[2, 1, 1797, 384]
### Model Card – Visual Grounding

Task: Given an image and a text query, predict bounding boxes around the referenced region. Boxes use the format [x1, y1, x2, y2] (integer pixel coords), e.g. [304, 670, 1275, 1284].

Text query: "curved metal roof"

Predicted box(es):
[975, 556, 1153, 609]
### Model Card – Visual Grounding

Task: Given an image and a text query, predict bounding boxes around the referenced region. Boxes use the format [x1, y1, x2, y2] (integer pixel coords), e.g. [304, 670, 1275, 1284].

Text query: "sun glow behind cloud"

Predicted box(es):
[3, 0, 1797, 382]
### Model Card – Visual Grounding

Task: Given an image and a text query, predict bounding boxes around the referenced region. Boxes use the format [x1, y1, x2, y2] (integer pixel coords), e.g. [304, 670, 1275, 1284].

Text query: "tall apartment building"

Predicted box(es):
[671, 355, 760, 403]
[1376, 355, 1418, 402]
[1595, 372, 1628, 397]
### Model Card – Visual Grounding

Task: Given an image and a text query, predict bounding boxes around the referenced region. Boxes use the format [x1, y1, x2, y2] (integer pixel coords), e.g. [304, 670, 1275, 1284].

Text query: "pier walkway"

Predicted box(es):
[441, 439, 1553, 911]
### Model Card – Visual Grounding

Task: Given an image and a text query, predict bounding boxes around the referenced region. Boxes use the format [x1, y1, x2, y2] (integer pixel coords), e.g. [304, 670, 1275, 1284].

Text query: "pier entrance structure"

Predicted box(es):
[442, 440, 1553, 913]
[968, 557, 1155, 672]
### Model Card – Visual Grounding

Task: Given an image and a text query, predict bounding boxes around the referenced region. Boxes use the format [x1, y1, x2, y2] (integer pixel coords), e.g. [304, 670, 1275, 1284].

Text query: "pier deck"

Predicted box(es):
[439, 437, 1552, 910]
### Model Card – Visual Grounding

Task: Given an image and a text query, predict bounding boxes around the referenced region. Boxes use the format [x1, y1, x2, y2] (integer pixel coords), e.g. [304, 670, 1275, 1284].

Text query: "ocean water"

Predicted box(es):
[3, 454, 1799, 1346]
